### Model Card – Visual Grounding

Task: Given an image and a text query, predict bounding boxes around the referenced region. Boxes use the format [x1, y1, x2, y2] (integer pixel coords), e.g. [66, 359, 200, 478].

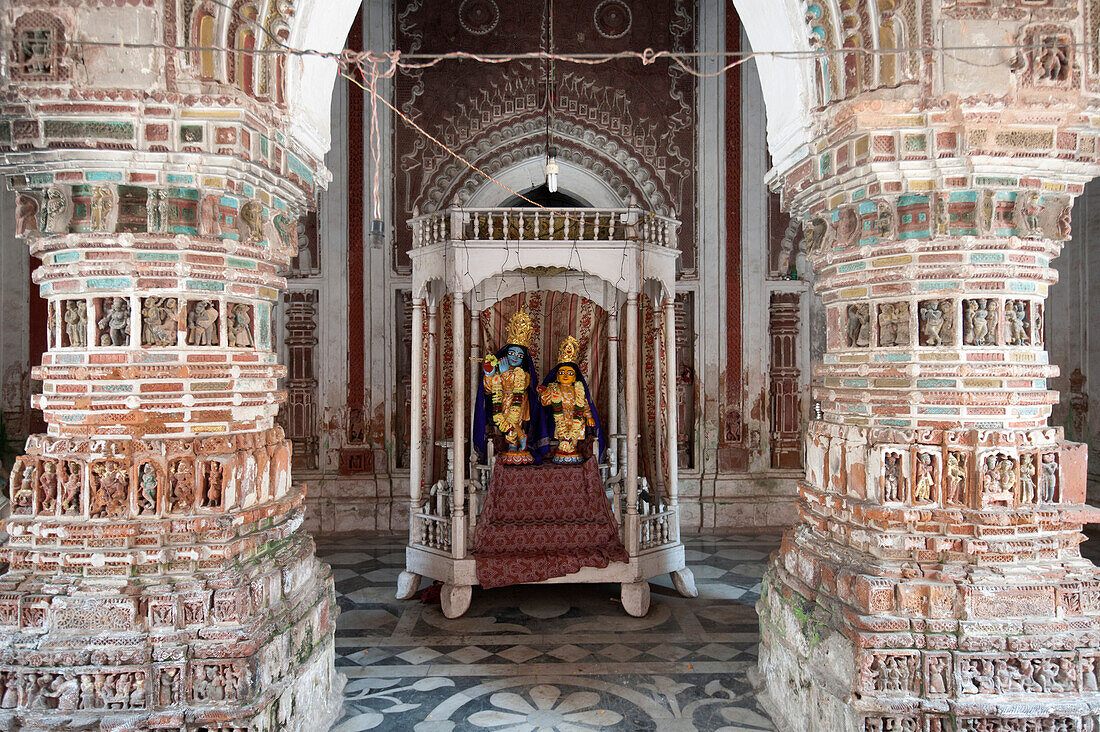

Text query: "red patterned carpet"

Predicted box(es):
[474, 459, 629, 588]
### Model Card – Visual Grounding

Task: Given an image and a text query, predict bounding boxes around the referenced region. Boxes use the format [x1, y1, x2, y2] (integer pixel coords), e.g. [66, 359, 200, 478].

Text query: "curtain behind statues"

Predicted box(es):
[480, 292, 609, 450]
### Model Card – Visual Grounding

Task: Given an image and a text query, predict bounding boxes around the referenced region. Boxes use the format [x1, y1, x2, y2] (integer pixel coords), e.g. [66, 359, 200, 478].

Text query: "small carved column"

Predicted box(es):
[758, 142, 1100, 731]
[0, 2, 342, 729]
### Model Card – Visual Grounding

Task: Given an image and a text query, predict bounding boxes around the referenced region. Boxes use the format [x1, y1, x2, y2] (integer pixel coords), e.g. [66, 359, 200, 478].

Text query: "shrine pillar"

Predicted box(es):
[0, 1, 341, 728]
[756, 105, 1100, 732]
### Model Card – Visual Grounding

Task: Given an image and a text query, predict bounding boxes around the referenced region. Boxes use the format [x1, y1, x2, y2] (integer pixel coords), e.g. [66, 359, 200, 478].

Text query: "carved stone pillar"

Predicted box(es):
[757, 115, 1100, 732]
[0, 2, 341, 729]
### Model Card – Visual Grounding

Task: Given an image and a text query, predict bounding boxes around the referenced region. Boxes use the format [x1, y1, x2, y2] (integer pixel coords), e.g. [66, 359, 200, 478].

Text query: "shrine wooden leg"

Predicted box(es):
[395, 571, 422, 600]
[620, 580, 651, 617]
[440, 583, 473, 618]
[671, 568, 698, 598]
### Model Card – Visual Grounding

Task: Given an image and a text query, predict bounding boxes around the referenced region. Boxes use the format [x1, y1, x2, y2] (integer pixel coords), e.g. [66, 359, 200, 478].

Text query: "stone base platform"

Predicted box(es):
[757, 525, 1100, 732]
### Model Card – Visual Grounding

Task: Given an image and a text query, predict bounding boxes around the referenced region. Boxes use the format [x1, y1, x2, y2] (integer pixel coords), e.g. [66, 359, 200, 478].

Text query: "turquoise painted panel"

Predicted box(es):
[257, 305, 271, 349]
[219, 196, 239, 209]
[167, 174, 194, 184]
[28, 173, 52, 185]
[88, 277, 132, 289]
[135, 352, 177, 363]
[168, 225, 199, 235]
[166, 187, 199, 200]
[916, 378, 955, 388]
[227, 257, 257, 270]
[1010, 281, 1037, 293]
[875, 353, 911, 362]
[86, 171, 123, 182]
[838, 261, 867, 273]
[186, 280, 224, 291]
[842, 379, 869, 388]
[53, 252, 80, 264]
[880, 419, 911, 427]
[949, 191, 978, 203]
[56, 354, 83, 364]
[288, 153, 315, 185]
[135, 253, 180, 262]
[918, 281, 960, 291]
[918, 406, 960, 415]
[970, 252, 1005, 264]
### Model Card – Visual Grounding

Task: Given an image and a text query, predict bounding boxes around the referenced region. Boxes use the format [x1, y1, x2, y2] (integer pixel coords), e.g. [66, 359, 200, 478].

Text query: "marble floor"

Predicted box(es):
[323, 534, 780, 731]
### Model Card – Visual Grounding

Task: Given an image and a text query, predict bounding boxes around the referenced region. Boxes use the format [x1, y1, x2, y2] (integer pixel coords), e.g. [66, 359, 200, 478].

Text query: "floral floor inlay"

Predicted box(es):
[322, 534, 780, 731]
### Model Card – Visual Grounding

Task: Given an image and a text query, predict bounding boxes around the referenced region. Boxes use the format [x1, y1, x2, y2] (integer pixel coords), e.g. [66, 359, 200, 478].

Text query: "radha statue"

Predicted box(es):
[474, 310, 544, 465]
[538, 336, 605, 464]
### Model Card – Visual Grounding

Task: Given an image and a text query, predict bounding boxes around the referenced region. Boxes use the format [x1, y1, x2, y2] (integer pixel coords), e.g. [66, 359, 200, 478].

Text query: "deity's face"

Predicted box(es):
[505, 347, 524, 368]
[557, 366, 576, 385]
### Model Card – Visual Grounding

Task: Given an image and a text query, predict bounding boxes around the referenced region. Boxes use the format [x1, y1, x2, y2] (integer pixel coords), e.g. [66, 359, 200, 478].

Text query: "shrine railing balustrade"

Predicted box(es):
[411, 440, 677, 556]
[410, 207, 680, 250]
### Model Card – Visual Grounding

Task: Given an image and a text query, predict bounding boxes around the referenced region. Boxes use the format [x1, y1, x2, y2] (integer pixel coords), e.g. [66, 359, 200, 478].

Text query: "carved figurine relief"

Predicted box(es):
[138, 463, 158, 515]
[60, 461, 81, 514]
[1019, 454, 1037, 504]
[883, 452, 903, 502]
[239, 200, 264, 244]
[11, 462, 35, 513]
[141, 297, 178, 347]
[1039, 453, 1058, 503]
[1014, 191, 1042, 238]
[846, 304, 871, 348]
[1005, 300, 1030, 346]
[89, 462, 128, 519]
[1034, 34, 1071, 83]
[43, 187, 67, 232]
[186, 301, 219, 346]
[200, 461, 223, 509]
[964, 299, 999, 347]
[926, 655, 950, 695]
[226, 303, 253, 348]
[913, 453, 935, 504]
[96, 298, 130, 347]
[14, 192, 39, 236]
[37, 461, 57, 514]
[877, 302, 910, 347]
[156, 667, 179, 706]
[981, 454, 1016, 506]
[538, 336, 600, 464]
[945, 451, 966, 506]
[146, 189, 169, 233]
[199, 195, 221, 236]
[168, 460, 194, 512]
[90, 185, 114, 233]
[875, 201, 895, 240]
[63, 300, 87, 348]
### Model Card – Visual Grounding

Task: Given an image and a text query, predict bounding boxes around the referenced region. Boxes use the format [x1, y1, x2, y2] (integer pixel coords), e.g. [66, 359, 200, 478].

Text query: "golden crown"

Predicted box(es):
[505, 310, 534, 349]
[557, 335, 580, 365]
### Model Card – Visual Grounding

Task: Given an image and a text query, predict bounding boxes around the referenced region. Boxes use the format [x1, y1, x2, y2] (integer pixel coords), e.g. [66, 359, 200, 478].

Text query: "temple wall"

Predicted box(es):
[1048, 180, 1100, 492]
[285, 0, 814, 536]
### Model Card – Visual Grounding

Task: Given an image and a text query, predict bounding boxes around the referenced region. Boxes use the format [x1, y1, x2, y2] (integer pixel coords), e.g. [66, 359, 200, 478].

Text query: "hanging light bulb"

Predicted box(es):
[546, 145, 559, 193]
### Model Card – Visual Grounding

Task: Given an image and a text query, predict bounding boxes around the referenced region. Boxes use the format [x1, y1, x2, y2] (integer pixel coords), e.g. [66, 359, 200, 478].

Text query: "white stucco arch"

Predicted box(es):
[464, 157, 624, 209]
[286, 0, 816, 175]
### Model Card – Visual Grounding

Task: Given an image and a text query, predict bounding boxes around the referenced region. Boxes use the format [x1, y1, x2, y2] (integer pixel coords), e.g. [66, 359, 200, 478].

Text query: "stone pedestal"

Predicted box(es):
[0, 1, 341, 728]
